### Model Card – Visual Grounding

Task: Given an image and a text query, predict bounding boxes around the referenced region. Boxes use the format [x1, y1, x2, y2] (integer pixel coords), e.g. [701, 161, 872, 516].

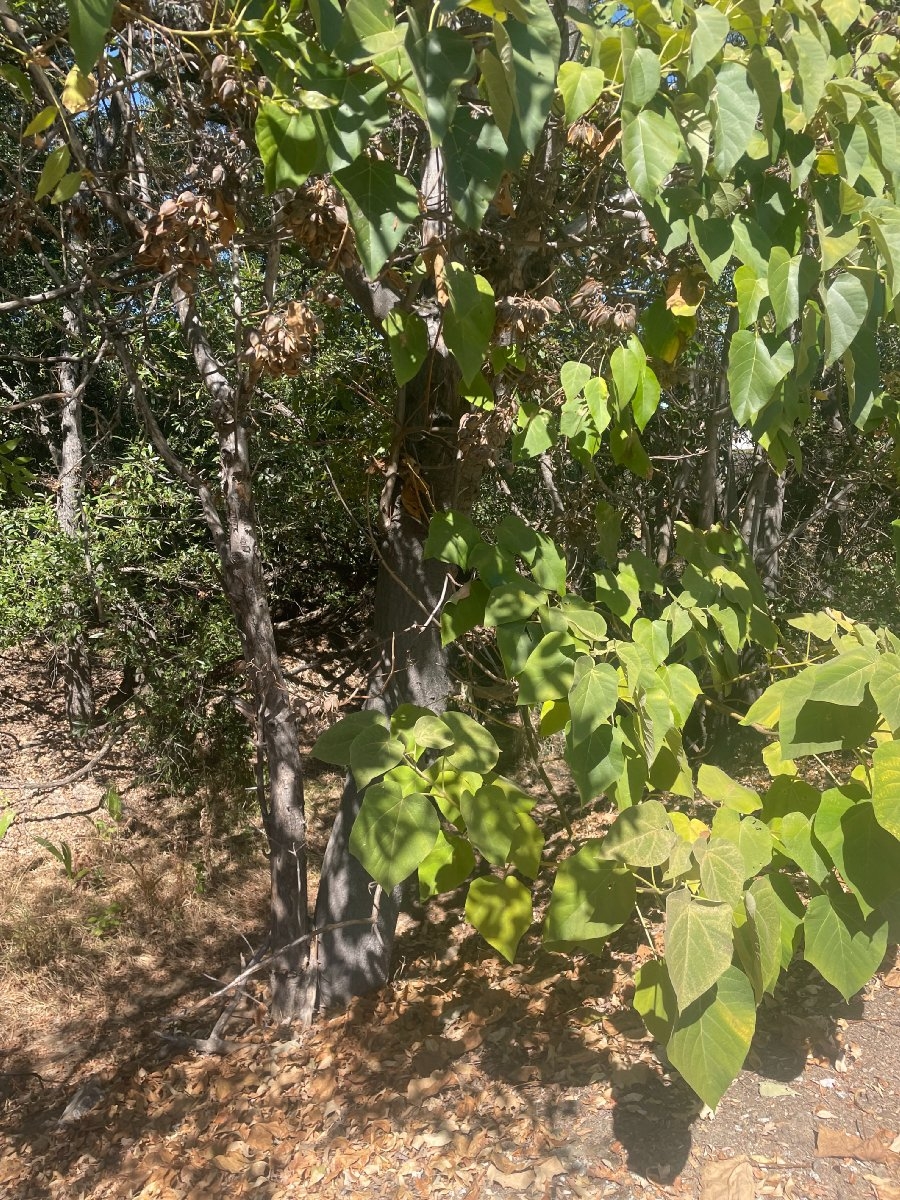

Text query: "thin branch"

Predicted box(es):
[176, 917, 378, 1014]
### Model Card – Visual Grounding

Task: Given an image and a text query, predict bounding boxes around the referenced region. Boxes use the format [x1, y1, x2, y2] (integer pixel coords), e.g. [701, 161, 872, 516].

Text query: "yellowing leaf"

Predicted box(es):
[666, 269, 706, 316]
[23, 105, 57, 138]
[61, 65, 96, 113]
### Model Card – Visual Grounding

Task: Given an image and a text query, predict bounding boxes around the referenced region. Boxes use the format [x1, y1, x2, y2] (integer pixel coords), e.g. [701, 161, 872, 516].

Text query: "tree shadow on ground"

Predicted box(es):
[0, 909, 876, 1200]
[608, 958, 871, 1185]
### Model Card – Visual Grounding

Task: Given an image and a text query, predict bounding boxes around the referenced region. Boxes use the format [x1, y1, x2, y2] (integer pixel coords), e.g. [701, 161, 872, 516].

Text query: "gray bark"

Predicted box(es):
[753, 465, 787, 598]
[56, 301, 95, 730]
[119, 277, 310, 1021]
[170, 278, 310, 1021]
[309, 335, 457, 1011]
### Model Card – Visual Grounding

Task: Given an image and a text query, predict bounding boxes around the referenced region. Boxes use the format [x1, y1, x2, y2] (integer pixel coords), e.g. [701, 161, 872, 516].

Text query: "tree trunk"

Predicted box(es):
[310, 503, 453, 1011]
[216, 415, 310, 1021]
[131, 277, 312, 1021]
[753, 465, 787, 598]
[177, 281, 310, 1021]
[309, 318, 458, 1011]
[56, 302, 95, 730]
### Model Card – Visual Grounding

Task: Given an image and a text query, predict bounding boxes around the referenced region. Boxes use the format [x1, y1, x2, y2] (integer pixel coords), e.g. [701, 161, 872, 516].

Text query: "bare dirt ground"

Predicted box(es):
[2, 644, 900, 1200]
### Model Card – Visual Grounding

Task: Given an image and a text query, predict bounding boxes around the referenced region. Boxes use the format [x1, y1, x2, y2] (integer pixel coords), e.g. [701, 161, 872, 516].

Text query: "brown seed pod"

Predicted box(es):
[279, 180, 355, 266]
[241, 300, 321, 377]
[137, 189, 236, 273]
[494, 295, 562, 345]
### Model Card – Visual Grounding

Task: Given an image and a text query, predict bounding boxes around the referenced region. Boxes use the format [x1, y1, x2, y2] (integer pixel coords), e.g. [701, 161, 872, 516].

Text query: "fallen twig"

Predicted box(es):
[176, 916, 378, 1015]
[0, 729, 120, 793]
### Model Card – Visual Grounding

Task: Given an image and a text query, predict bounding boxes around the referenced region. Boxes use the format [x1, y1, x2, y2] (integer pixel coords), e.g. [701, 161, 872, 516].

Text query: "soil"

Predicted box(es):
[1, 644, 899, 1200]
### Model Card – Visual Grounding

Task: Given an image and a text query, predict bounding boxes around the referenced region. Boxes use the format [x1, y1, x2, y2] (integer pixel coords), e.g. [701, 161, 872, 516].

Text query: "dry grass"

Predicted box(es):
[0, 787, 276, 1074]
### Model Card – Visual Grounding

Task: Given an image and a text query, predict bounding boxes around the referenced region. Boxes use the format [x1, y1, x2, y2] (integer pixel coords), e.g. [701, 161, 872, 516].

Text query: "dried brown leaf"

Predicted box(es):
[486, 1163, 536, 1190]
[864, 1175, 900, 1200]
[407, 1069, 455, 1102]
[700, 1155, 755, 1200]
[212, 1150, 249, 1173]
[534, 1155, 566, 1184]
[815, 1128, 897, 1163]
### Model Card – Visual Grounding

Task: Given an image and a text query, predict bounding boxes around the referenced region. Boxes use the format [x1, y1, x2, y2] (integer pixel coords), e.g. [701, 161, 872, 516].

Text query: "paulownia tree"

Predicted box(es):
[5, 0, 900, 1108]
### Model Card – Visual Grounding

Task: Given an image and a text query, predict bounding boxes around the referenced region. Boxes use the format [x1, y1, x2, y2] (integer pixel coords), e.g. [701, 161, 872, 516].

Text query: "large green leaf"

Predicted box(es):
[815, 793, 900, 915]
[778, 810, 830, 882]
[690, 216, 733, 283]
[778, 668, 880, 759]
[530, 532, 567, 595]
[418, 830, 476, 900]
[495, 0, 561, 161]
[823, 273, 869, 367]
[634, 958, 677, 1043]
[734, 264, 768, 327]
[870, 655, 900, 732]
[697, 763, 761, 814]
[712, 809, 773, 878]
[350, 786, 440, 889]
[810, 646, 879, 704]
[786, 19, 829, 121]
[622, 47, 660, 112]
[411, 713, 455, 751]
[424, 510, 482, 568]
[423, 762, 480, 823]
[735, 877, 784, 999]
[441, 710, 500, 773]
[440, 582, 487, 646]
[544, 846, 635, 953]
[516, 631, 577, 705]
[333, 156, 420, 277]
[568, 657, 619, 737]
[389, 703, 434, 748]
[460, 783, 543, 874]
[383, 310, 429, 385]
[561, 600, 607, 644]
[872, 741, 900, 840]
[312, 72, 390, 170]
[311, 710, 388, 765]
[443, 109, 507, 228]
[484, 579, 547, 627]
[442, 264, 496, 384]
[767, 247, 817, 335]
[695, 837, 746, 906]
[610, 338, 643, 410]
[821, 0, 861, 35]
[67, 0, 115, 72]
[666, 966, 757, 1109]
[803, 891, 888, 1002]
[713, 61, 759, 177]
[349, 725, 406, 787]
[621, 109, 682, 202]
[557, 61, 606, 124]
[405, 18, 474, 145]
[256, 101, 323, 192]
[664, 888, 734, 1010]
[565, 721, 625, 805]
[601, 799, 676, 868]
[727, 331, 793, 426]
[688, 6, 730, 80]
[466, 874, 532, 963]
[844, 328, 881, 430]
